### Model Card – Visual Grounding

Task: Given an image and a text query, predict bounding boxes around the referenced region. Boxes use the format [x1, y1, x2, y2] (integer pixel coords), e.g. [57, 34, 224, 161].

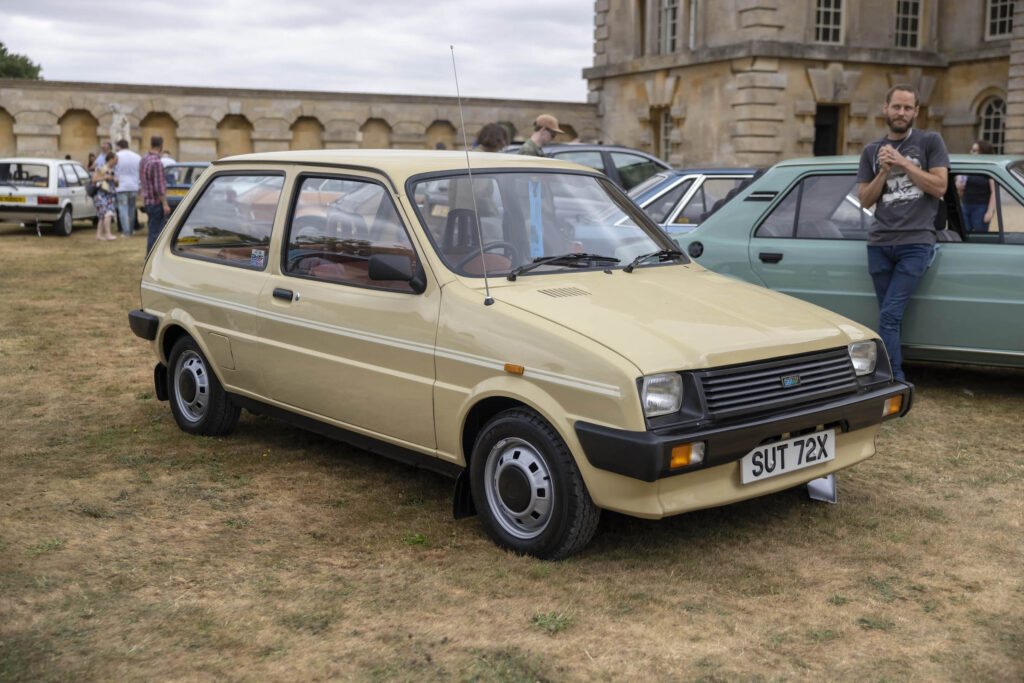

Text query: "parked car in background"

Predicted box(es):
[129, 149, 911, 559]
[629, 168, 757, 237]
[0, 157, 97, 235]
[500, 143, 670, 190]
[164, 162, 211, 211]
[682, 154, 1024, 369]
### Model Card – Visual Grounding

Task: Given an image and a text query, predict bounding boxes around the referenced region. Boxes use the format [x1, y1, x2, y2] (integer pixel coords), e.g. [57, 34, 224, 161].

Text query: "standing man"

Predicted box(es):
[140, 136, 171, 256]
[115, 139, 141, 237]
[91, 141, 112, 171]
[518, 114, 563, 157]
[857, 84, 949, 381]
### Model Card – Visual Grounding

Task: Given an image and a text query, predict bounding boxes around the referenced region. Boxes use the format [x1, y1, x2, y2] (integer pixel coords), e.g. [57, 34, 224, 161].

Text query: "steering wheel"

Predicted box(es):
[455, 241, 520, 270]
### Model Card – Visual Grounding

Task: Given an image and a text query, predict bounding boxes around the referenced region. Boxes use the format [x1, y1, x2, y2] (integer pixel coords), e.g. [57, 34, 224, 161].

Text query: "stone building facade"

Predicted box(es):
[0, 79, 598, 164]
[584, 0, 1018, 167]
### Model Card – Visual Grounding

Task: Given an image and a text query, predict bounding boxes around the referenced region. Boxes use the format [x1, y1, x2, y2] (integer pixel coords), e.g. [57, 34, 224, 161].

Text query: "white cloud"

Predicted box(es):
[2, 0, 594, 101]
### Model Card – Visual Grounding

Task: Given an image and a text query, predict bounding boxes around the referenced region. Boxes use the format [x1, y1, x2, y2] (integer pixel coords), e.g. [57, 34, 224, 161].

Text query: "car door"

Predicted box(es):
[72, 164, 96, 217]
[746, 172, 880, 328]
[258, 172, 439, 449]
[60, 164, 88, 216]
[902, 171, 1024, 361]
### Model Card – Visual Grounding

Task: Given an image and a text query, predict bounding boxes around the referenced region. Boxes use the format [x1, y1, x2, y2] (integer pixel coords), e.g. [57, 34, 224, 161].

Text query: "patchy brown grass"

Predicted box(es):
[1, 220, 1022, 682]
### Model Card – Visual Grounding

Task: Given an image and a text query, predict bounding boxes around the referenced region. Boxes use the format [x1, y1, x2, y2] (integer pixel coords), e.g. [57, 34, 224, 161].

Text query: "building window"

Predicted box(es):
[815, 0, 843, 44]
[980, 98, 1006, 153]
[894, 0, 920, 48]
[657, 109, 674, 161]
[653, 0, 679, 54]
[986, 0, 1014, 39]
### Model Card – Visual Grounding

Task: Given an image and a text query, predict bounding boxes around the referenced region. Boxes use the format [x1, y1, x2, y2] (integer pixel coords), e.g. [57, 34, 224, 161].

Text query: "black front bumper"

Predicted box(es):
[575, 381, 913, 482]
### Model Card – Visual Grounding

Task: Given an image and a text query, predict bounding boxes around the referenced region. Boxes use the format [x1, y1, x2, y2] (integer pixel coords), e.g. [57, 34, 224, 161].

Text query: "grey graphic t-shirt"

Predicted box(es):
[857, 129, 949, 246]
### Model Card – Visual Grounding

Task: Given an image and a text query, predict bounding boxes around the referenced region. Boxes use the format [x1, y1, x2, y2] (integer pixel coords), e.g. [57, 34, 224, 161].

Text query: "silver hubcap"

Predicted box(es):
[484, 437, 553, 540]
[173, 350, 209, 423]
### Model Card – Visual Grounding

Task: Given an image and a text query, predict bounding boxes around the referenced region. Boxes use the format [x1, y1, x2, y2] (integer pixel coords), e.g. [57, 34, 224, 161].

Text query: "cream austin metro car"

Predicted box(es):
[128, 150, 911, 559]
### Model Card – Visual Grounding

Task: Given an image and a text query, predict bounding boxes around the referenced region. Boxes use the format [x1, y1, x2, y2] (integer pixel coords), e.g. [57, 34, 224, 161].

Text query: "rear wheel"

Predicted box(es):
[167, 336, 240, 436]
[469, 408, 599, 559]
[53, 207, 73, 236]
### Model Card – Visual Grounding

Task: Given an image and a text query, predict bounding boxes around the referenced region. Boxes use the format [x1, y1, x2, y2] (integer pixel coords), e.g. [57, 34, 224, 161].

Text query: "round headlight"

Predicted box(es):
[641, 373, 683, 417]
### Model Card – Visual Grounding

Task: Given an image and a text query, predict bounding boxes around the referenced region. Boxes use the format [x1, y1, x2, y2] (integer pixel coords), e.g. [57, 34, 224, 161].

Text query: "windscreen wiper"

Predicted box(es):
[622, 249, 684, 273]
[507, 253, 620, 281]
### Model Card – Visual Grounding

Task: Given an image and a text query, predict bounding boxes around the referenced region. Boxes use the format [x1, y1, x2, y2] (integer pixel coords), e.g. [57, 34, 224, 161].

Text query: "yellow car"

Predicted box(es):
[128, 150, 911, 559]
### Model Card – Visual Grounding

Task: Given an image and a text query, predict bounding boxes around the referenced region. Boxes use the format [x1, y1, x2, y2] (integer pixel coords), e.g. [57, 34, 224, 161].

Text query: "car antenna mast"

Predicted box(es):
[450, 45, 494, 306]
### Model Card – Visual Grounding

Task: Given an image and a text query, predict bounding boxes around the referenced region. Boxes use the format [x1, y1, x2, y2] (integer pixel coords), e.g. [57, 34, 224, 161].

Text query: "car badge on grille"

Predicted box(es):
[780, 374, 801, 388]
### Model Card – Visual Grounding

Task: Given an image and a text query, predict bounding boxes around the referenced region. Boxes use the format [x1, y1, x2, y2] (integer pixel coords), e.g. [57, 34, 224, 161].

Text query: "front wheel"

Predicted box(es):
[167, 336, 240, 436]
[53, 206, 73, 236]
[469, 408, 599, 559]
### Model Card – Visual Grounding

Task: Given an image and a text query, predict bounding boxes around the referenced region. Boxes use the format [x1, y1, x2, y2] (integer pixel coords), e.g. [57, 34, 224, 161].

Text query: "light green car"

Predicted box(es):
[680, 155, 1024, 369]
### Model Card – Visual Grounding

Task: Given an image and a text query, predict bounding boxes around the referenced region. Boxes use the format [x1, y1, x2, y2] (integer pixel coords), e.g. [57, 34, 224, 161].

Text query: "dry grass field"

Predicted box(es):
[1, 220, 1022, 682]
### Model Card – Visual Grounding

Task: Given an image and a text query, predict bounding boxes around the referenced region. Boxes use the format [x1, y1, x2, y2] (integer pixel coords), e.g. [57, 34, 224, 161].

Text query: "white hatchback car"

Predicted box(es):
[0, 157, 98, 236]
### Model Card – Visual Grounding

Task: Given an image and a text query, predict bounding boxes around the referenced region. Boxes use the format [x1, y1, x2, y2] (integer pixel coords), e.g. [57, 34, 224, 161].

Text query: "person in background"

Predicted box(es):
[92, 152, 119, 241]
[160, 150, 176, 167]
[115, 139, 141, 237]
[87, 152, 96, 172]
[518, 114, 562, 157]
[92, 142, 112, 172]
[475, 123, 510, 153]
[141, 136, 171, 255]
[955, 139, 996, 232]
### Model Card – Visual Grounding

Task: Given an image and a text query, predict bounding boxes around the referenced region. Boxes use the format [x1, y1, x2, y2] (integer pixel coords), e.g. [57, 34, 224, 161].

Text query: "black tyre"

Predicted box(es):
[167, 336, 240, 436]
[53, 207, 73, 236]
[469, 408, 599, 559]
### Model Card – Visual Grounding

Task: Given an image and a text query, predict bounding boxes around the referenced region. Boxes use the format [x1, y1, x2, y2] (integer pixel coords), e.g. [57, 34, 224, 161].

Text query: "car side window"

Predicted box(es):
[678, 178, 744, 224]
[755, 174, 868, 240]
[646, 179, 692, 224]
[611, 152, 660, 190]
[553, 151, 605, 173]
[284, 176, 420, 293]
[60, 164, 80, 187]
[172, 174, 283, 268]
[73, 165, 90, 184]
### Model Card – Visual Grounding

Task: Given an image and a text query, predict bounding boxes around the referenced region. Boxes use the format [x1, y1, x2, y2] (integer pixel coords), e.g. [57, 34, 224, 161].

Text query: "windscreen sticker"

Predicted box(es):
[250, 249, 266, 268]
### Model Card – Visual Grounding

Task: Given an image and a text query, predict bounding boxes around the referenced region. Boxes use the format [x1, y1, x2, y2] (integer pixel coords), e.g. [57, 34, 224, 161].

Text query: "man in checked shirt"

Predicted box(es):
[140, 136, 172, 256]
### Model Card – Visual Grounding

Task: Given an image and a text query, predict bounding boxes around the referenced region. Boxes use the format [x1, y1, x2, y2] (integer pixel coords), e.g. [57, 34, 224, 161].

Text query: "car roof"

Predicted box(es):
[0, 157, 78, 165]
[166, 161, 211, 167]
[772, 154, 1023, 169]
[212, 149, 600, 180]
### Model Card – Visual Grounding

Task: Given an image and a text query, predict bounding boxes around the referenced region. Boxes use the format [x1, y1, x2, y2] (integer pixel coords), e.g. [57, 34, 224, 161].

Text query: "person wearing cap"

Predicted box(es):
[518, 114, 563, 156]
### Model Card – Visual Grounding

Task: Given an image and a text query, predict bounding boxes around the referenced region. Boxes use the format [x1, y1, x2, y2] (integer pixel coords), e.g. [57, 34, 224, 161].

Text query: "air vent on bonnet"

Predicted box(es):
[537, 287, 591, 298]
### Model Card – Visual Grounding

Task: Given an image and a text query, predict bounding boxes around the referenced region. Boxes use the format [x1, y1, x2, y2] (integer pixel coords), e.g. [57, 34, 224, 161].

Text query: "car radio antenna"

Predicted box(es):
[450, 44, 494, 306]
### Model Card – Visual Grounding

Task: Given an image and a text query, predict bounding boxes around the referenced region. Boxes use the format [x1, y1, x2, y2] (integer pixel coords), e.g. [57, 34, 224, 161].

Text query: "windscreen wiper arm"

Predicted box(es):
[622, 249, 684, 273]
[507, 253, 620, 281]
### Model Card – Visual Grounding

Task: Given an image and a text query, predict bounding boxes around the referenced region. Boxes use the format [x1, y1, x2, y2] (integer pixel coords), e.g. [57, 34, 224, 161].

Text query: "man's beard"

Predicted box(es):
[887, 114, 915, 134]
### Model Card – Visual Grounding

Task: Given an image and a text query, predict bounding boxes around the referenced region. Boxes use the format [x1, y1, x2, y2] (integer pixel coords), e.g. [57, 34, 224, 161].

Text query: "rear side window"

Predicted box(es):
[60, 164, 80, 187]
[172, 174, 284, 268]
[677, 178, 745, 225]
[283, 176, 419, 292]
[553, 151, 605, 173]
[755, 174, 870, 240]
[645, 179, 692, 224]
[73, 165, 90, 183]
[611, 152, 661, 190]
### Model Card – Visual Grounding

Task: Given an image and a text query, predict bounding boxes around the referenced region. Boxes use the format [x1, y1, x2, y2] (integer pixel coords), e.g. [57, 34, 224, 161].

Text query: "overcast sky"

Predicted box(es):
[4, 0, 595, 102]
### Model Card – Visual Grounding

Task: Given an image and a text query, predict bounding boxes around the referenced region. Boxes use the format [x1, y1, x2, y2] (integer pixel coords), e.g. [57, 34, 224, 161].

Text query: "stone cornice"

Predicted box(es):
[583, 40, 982, 80]
[0, 78, 593, 110]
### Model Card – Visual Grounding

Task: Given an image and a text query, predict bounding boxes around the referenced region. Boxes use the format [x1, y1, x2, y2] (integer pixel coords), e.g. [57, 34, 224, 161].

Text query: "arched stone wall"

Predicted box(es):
[0, 108, 14, 157]
[290, 116, 324, 150]
[57, 109, 99, 164]
[425, 120, 456, 150]
[359, 118, 391, 149]
[217, 114, 254, 158]
[140, 112, 178, 158]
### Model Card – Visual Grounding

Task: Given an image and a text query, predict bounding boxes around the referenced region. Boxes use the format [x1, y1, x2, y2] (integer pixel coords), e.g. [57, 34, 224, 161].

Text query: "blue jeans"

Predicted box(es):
[116, 191, 137, 236]
[145, 205, 167, 256]
[867, 244, 934, 381]
[962, 203, 990, 232]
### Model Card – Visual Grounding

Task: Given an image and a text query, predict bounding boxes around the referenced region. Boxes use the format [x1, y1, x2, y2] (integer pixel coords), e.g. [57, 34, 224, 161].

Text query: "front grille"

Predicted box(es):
[698, 347, 857, 419]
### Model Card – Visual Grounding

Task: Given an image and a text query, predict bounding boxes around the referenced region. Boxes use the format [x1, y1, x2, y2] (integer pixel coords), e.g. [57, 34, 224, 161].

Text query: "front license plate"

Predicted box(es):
[167, 188, 188, 197]
[0, 196, 26, 203]
[740, 429, 835, 485]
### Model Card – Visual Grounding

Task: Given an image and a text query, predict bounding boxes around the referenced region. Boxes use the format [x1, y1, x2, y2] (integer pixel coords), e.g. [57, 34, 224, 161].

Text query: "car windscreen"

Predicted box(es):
[0, 163, 50, 188]
[410, 171, 681, 277]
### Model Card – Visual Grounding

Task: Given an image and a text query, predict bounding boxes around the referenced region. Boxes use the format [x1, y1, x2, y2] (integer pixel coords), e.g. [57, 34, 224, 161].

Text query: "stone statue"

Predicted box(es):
[108, 103, 131, 147]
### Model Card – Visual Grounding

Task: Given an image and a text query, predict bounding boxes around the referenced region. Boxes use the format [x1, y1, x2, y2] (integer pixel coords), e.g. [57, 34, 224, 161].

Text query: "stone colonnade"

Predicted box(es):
[0, 79, 598, 164]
